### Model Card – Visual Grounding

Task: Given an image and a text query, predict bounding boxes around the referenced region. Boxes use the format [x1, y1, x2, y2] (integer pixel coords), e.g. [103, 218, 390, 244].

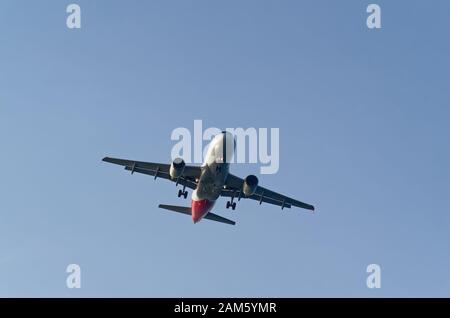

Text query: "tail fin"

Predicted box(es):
[158, 204, 235, 225]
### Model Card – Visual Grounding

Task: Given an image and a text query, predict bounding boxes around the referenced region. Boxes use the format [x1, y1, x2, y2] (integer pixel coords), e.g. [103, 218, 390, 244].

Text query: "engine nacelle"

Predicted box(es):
[170, 158, 185, 179]
[242, 175, 258, 196]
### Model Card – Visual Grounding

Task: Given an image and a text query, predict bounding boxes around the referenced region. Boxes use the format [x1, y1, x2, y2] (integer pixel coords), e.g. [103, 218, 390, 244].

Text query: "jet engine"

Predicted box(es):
[242, 175, 258, 196]
[170, 158, 185, 179]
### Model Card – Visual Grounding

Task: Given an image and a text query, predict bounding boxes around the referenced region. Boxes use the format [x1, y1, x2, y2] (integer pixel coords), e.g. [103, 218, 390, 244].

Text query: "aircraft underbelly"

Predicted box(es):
[195, 164, 227, 201]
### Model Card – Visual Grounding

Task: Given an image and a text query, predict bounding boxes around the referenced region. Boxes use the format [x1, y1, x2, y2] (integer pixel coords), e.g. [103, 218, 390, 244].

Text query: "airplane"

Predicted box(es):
[102, 131, 315, 225]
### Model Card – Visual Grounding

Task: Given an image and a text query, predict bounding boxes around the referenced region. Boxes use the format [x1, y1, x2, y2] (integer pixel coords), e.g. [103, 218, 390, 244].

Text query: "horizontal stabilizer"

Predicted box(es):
[158, 204, 191, 215]
[158, 204, 235, 225]
[204, 212, 236, 225]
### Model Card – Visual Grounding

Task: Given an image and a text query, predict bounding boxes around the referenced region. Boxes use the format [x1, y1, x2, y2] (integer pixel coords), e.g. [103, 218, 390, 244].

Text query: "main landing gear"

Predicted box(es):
[226, 201, 236, 210]
[178, 184, 188, 199]
[226, 191, 237, 210]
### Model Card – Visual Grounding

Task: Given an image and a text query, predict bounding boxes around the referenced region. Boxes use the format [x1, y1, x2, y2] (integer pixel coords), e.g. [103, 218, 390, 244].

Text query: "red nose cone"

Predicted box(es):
[191, 199, 214, 223]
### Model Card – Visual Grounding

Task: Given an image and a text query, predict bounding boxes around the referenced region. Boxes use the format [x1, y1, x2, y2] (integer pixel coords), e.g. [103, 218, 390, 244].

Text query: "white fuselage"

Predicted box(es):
[191, 131, 235, 223]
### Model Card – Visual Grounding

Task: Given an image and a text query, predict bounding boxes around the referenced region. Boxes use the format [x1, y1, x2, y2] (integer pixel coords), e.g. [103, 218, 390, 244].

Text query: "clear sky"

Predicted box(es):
[1, 0, 449, 297]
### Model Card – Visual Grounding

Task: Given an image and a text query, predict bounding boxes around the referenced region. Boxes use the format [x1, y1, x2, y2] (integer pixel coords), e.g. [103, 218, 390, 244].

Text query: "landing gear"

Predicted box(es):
[226, 191, 237, 210]
[178, 185, 188, 199]
[226, 201, 236, 210]
[178, 189, 188, 199]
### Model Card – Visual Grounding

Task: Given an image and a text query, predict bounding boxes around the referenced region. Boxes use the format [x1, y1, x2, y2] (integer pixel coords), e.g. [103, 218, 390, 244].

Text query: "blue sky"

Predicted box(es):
[1, 0, 449, 297]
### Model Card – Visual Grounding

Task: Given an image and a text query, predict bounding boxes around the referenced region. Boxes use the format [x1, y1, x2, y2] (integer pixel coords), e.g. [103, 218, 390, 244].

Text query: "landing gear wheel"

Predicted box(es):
[226, 201, 236, 210]
[178, 189, 188, 198]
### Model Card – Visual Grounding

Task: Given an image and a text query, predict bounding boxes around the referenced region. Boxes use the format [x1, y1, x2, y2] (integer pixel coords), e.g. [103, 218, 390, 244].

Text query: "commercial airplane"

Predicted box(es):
[103, 131, 314, 225]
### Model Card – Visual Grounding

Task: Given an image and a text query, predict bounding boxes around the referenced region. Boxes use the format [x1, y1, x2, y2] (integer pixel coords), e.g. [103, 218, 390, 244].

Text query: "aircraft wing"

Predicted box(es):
[222, 173, 315, 212]
[102, 157, 201, 190]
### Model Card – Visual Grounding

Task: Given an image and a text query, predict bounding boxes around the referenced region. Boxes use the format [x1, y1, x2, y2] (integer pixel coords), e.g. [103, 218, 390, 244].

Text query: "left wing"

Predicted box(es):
[222, 173, 315, 212]
[102, 157, 201, 190]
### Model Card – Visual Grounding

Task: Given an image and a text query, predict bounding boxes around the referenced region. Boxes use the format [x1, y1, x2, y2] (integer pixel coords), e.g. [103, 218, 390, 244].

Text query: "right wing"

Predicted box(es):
[223, 173, 315, 212]
[102, 157, 201, 190]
